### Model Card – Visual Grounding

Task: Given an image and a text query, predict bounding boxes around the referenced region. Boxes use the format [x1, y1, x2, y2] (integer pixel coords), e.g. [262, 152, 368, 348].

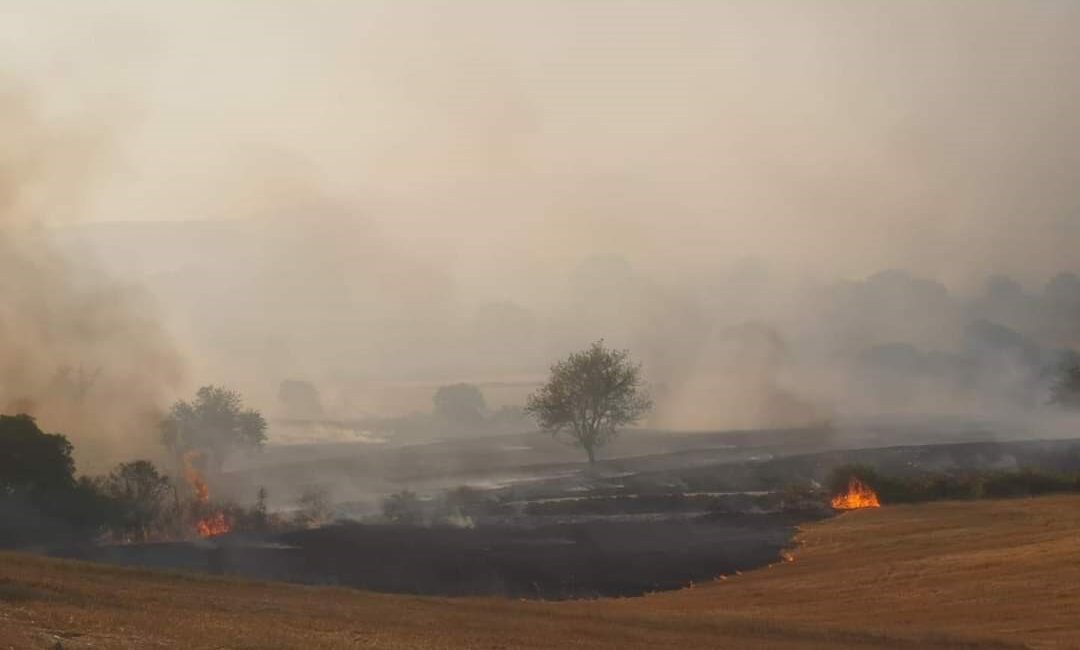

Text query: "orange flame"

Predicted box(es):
[182, 450, 231, 537]
[196, 512, 230, 537]
[831, 477, 881, 510]
[182, 450, 209, 504]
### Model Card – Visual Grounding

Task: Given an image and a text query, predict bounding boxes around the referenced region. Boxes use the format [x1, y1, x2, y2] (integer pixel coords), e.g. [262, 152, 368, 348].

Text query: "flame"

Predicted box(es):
[182, 450, 209, 504]
[196, 512, 231, 538]
[182, 450, 231, 537]
[831, 476, 881, 510]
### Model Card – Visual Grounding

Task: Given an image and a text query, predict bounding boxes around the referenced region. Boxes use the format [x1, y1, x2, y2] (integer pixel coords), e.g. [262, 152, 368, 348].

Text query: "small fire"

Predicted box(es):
[196, 512, 230, 537]
[182, 450, 231, 537]
[831, 476, 881, 510]
[182, 450, 209, 504]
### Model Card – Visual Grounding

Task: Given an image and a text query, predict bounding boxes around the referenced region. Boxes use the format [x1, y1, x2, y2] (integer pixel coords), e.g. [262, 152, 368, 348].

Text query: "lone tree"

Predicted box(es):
[161, 386, 267, 471]
[526, 340, 651, 463]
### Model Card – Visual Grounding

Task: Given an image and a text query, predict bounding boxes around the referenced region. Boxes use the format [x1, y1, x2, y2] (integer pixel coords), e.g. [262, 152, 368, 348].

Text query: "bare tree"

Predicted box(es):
[525, 340, 651, 463]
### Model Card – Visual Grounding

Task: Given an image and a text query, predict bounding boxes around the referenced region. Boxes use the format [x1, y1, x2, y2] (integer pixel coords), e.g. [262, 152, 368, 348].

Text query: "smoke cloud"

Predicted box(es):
[4, 1, 1080, 437]
[0, 75, 184, 468]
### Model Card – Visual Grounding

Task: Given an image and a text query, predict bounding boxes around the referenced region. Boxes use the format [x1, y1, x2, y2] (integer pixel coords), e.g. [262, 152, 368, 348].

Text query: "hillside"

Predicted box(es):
[5, 496, 1080, 649]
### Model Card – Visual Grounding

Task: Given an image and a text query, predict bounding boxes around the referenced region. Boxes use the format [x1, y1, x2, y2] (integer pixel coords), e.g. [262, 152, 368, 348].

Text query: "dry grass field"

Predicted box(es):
[4, 495, 1080, 649]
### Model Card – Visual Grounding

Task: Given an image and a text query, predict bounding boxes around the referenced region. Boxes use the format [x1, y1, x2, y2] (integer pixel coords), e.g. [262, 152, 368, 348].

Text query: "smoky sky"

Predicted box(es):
[4, 1, 1080, 437]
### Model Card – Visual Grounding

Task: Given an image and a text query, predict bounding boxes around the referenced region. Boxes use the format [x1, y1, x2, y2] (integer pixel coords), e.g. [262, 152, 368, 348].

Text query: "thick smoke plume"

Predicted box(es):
[0, 77, 184, 468]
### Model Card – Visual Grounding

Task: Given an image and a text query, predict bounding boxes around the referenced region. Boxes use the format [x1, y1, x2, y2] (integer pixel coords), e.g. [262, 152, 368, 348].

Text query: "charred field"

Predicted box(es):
[56, 513, 809, 599]
[45, 419, 1080, 600]
[6, 494, 1080, 649]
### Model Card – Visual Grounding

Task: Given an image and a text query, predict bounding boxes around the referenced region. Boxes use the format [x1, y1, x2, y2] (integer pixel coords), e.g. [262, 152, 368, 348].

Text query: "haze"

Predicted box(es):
[3, 1, 1080, 464]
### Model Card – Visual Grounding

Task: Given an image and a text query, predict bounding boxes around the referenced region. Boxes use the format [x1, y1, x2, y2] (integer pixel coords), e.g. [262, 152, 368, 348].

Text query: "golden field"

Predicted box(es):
[5, 495, 1080, 649]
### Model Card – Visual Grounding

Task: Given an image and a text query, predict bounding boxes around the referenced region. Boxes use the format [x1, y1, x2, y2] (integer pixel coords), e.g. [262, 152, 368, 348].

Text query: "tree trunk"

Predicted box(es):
[585, 444, 596, 464]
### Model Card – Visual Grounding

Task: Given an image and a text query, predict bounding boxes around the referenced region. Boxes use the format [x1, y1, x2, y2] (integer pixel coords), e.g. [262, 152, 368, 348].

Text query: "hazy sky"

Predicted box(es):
[3, 1, 1080, 445]
[5, 1, 1080, 290]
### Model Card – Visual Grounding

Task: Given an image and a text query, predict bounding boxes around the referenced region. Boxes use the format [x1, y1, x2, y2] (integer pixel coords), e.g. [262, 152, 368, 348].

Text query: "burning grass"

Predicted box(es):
[830, 477, 880, 510]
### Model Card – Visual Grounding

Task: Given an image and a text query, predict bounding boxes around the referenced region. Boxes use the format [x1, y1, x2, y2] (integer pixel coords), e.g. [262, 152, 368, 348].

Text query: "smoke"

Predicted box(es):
[0, 75, 185, 468]
[4, 1, 1080, 434]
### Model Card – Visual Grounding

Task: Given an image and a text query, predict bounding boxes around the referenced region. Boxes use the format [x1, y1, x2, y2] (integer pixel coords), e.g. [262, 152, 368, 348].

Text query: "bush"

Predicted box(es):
[100, 461, 172, 542]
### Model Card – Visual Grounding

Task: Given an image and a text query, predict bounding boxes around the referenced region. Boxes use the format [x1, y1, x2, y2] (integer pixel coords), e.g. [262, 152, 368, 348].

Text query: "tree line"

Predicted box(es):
[0, 386, 276, 547]
[14, 337, 1076, 545]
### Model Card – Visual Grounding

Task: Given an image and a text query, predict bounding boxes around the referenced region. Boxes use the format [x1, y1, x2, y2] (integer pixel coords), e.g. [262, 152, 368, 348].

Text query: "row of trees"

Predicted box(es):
[165, 347, 1080, 470]
[524, 341, 1080, 464]
[152, 354, 1080, 470]
[0, 414, 171, 544]
[8, 338, 1080, 546]
[0, 338, 656, 548]
[0, 408, 338, 545]
[0, 384, 274, 546]
[170, 340, 1080, 468]
[0, 340, 654, 548]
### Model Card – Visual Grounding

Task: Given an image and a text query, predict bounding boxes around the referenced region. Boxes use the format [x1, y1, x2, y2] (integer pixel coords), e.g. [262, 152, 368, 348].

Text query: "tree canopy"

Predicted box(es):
[0, 414, 109, 546]
[525, 340, 651, 463]
[161, 386, 267, 469]
[0, 414, 75, 494]
[101, 460, 171, 542]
